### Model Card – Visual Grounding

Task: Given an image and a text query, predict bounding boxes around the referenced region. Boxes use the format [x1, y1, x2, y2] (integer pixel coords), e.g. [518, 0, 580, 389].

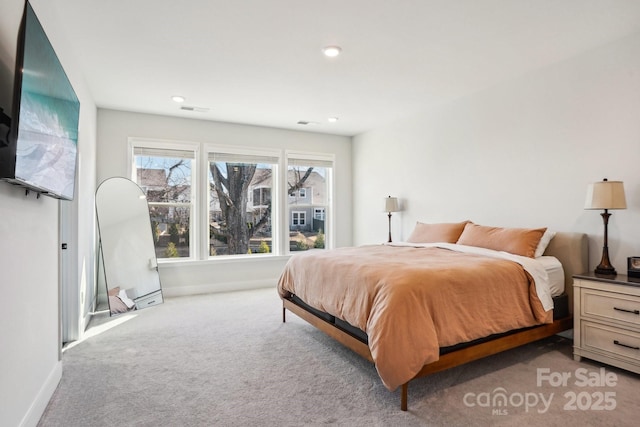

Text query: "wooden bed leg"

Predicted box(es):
[401, 383, 408, 411]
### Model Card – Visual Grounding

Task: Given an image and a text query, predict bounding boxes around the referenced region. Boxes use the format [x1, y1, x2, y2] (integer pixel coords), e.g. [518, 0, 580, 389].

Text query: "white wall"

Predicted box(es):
[96, 109, 352, 296]
[0, 1, 97, 426]
[353, 32, 640, 273]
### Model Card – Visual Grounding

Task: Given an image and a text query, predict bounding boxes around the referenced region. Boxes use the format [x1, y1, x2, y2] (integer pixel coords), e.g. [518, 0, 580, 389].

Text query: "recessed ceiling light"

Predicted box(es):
[322, 46, 342, 57]
[328, 116, 339, 123]
[172, 95, 185, 103]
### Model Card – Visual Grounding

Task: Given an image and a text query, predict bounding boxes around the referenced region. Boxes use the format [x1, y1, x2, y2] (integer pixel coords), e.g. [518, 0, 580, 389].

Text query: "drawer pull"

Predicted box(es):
[613, 340, 640, 350]
[613, 307, 640, 315]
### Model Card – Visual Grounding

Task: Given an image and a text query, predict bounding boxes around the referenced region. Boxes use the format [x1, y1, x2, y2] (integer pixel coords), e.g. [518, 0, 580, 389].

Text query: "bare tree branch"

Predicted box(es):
[250, 204, 271, 238]
[288, 167, 314, 195]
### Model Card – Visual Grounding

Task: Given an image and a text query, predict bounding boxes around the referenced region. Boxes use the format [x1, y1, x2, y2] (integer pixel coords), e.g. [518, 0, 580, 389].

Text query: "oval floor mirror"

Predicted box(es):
[96, 177, 164, 315]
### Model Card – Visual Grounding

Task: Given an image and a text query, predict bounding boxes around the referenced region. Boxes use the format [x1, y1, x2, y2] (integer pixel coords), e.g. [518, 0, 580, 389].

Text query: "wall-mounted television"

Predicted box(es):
[0, 1, 80, 201]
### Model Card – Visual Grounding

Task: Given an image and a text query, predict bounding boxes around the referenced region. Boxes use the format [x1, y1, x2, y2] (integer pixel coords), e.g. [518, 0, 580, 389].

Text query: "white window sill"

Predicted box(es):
[157, 254, 292, 268]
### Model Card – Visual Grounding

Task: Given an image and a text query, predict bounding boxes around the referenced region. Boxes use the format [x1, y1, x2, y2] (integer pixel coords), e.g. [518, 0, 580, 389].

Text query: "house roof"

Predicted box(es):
[137, 169, 167, 188]
[249, 168, 325, 188]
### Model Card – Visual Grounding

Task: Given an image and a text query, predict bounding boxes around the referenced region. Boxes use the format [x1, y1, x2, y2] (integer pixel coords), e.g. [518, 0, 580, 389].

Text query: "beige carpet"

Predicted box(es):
[39, 288, 639, 426]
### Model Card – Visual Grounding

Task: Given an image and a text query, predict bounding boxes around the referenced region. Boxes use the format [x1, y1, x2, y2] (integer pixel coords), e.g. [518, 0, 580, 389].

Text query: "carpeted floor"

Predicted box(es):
[39, 288, 639, 426]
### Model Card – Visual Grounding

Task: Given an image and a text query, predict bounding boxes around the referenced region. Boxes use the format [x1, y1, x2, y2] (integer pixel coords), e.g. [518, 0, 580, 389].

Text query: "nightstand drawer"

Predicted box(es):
[582, 289, 640, 327]
[582, 321, 640, 362]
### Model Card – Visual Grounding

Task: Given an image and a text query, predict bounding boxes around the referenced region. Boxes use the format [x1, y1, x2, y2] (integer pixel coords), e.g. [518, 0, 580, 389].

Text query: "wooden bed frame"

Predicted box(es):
[281, 232, 588, 411]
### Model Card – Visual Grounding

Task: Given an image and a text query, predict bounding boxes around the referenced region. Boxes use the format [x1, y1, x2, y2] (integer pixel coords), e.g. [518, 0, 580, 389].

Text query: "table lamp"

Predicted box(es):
[384, 196, 399, 243]
[584, 178, 626, 275]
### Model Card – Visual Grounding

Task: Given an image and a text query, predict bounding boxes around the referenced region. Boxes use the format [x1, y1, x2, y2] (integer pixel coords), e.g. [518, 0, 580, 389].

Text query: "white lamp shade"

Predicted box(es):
[584, 180, 627, 210]
[384, 196, 399, 212]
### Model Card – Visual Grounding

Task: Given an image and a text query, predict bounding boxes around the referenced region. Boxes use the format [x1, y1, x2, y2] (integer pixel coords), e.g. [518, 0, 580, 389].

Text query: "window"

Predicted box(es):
[287, 154, 333, 252]
[292, 211, 306, 226]
[130, 141, 334, 259]
[133, 145, 196, 260]
[208, 151, 278, 256]
[252, 187, 271, 207]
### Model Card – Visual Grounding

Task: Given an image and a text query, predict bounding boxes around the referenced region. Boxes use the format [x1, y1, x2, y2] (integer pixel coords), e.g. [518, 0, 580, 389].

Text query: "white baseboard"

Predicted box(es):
[20, 361, 62, 427]
[161, 279, 275, 298]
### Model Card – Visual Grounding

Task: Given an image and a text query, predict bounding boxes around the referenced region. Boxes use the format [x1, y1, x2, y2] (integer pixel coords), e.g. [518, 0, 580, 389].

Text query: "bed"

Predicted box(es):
[278, 222, 588, 410]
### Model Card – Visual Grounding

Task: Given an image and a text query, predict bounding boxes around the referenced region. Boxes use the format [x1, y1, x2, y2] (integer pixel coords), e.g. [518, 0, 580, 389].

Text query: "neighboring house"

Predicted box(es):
[286, 170, 326, 233]
[137, 168, 170, 234]
[209, 167, 327, 233]
[137, 168, 190, 239]
[250, 168, 327, 232]
[137, 168, 167, 193]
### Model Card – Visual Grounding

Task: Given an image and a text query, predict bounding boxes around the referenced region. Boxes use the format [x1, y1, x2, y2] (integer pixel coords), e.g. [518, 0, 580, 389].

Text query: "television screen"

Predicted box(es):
[0, 2, 80, 200]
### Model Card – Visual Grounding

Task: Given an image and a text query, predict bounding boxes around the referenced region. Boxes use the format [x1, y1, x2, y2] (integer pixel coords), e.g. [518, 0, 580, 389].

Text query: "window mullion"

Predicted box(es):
[199, 147, 209, 260]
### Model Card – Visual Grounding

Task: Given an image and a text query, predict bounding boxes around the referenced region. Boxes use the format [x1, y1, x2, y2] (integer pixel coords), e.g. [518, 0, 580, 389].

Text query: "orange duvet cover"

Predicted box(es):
[277, 244, 551, 390]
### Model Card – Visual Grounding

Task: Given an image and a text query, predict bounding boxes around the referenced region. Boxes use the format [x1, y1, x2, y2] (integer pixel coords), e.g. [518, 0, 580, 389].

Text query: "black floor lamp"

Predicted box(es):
[584, 178, 627, 276]
[384, 196, 399, 243]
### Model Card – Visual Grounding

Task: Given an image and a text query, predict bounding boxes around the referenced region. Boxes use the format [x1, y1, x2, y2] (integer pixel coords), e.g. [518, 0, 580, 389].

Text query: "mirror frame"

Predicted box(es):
[96, 177, 163, 315]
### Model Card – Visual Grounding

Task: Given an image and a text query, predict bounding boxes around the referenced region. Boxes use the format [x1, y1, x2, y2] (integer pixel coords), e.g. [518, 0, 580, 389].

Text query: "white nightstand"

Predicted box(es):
[573, 273, 640, 374]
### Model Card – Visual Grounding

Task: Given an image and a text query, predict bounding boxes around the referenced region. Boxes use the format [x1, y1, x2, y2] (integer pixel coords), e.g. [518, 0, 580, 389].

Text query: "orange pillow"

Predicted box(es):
[406, 221, 470, 243]
[456, 223, 547, 258]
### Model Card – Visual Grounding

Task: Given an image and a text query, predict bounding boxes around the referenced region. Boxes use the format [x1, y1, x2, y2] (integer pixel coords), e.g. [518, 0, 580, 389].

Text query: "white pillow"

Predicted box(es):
[118, 289, 136, 309]
[535, 230, 556, 258]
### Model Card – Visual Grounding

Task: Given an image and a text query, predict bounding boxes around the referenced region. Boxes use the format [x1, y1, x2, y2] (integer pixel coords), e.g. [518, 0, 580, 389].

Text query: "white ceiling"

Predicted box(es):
[52, 0, 640, 136]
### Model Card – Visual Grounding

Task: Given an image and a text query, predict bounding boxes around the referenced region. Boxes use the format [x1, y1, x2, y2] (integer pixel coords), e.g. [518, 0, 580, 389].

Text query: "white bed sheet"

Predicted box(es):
[536, 255, 565, 297]
[388, 242, 565, 311]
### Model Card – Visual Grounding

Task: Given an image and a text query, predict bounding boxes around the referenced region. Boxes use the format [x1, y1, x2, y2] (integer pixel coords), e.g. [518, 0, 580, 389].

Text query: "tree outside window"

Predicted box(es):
[208, 152, 278, 256]
[131, 142, 334, 259]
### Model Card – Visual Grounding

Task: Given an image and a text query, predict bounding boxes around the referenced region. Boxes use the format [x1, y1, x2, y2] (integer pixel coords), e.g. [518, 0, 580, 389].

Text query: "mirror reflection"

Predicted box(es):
[96, 177, 163, 315]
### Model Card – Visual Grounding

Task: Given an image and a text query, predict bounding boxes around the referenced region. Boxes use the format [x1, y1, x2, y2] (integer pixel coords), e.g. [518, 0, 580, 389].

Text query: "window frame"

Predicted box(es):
[285, 151, 335, 254]
[126, 140, 335, 261]
[203, 143, 282, 258]
[128, 138, 199, 262]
